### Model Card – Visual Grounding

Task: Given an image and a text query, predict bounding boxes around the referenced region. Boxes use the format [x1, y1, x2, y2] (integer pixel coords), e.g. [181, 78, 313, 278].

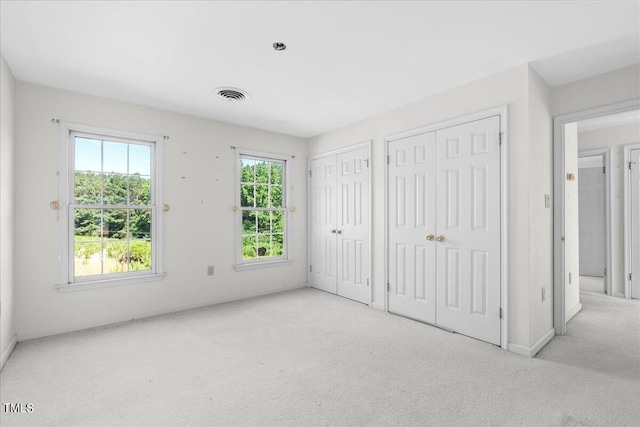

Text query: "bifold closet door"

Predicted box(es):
[309, 147, 371, 304]
[434, 116, 501, 345]
[388, 132, 437, 323]
[309, 156, 337, 294]
[387, 115, 501, 345]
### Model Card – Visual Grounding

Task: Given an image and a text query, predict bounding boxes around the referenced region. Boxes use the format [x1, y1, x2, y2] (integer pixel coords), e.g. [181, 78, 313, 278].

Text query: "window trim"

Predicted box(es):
[57, 121, 165, 291]
[234, 148, 293, 271]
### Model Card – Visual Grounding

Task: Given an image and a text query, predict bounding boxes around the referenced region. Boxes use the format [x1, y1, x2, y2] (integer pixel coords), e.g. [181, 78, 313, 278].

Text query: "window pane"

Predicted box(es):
[104, 240, 128, 274]
[255, 185, 269, 208]
[255, 161, 269, 184]
[104, 174, 128, 205]
[75, 137, 101, 172]
[241, 159, 254, 183]
[129, 176, 151, 205]
[129, 144, 151, 176]
[74, 209, 102, 237]
[74, 172, 102, 204]
[242, 235, 257, 259]
[74, 241, 103, 277]
[242, 210, 256, 234]
[271, 162, 283, 185]
[240, 184, 255, 207]
[130, 209, 151, 239]
[272, 210, 284, 233]
[270, 185, 283, 207]
[257, 211, 270, 233]
[273, 234, 284, 257]
[257, 234, 271, 257]
[103, 141, 128, 174]
[103, 209, 128, 239]
[129, 240, 152, 271]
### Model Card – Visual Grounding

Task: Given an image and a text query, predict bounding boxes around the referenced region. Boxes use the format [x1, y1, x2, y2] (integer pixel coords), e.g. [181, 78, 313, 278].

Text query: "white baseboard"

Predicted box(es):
[508, 328, 555, 358]
[18, 283, 306, 341]
[566, 302, 583, 323]
[1, 333, 18, 370]
[371, 302, 384, 311]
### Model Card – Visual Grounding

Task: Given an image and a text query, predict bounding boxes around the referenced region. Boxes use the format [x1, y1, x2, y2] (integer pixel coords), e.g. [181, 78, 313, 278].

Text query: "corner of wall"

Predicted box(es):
[0, 52, 17, 369]
[526, 65, 555, 348]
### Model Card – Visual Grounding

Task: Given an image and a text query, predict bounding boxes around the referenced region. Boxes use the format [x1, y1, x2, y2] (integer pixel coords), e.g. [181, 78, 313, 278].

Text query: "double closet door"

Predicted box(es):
[309, 146, 371, 304]
[388, 116, 501, 345]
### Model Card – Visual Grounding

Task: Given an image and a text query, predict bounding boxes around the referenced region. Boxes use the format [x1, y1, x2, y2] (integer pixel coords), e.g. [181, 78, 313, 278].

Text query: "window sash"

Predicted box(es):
[236, 151, 291, 267]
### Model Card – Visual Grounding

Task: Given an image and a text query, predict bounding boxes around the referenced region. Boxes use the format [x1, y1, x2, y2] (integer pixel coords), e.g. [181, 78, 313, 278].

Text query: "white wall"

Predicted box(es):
[0, 53, 17, 368]
[552, 65, 640, 116]
[527, 69, 554, 345]
[14, 82, 308, 340]
[578, 122, 640, 296]
[309, 64, 550, 349]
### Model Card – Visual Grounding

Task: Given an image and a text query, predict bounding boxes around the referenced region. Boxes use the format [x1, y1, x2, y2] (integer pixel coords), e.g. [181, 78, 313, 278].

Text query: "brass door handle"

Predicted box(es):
[336, 230, 342, 235]
[330, 229, 336, 234]
[436, 235, 445, 242]
[426, 234, 434, 241]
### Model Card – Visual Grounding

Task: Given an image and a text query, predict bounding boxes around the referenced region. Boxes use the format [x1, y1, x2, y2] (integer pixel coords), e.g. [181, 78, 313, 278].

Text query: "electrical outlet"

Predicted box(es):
[541, 287, 546, 302]
[207, 266, 215, 276]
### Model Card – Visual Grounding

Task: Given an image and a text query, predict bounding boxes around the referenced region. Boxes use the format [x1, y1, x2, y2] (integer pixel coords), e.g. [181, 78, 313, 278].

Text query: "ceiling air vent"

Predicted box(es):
[215, 87, 249, 101]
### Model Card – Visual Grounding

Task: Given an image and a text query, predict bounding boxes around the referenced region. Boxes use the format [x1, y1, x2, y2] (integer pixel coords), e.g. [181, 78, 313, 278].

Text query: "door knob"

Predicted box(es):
[426, 234, 434, 241]
[336, 230, 342, 235]
[330, 229, 336, 234]
[436, 235, 445, 242]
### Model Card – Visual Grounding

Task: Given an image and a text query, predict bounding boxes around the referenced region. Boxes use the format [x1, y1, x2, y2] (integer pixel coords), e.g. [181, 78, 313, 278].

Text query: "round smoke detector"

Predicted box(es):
[215, 87, 249, 101]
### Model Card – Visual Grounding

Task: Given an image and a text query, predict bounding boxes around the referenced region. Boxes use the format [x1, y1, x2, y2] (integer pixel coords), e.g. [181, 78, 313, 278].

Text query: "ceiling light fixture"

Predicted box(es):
[215, 87, 249, 101]
[272, 42, 287, 51]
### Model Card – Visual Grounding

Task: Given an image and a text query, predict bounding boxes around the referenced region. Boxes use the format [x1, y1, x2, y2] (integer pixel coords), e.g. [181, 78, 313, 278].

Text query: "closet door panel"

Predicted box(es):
[388, 132, 437, 324]
[435, 116, 501, 345]
[309, 156, 337, 294]
[336, 147, 370, 304]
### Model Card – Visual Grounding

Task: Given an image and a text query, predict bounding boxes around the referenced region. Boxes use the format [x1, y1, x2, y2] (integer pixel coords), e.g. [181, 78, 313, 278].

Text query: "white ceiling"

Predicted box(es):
[1, 1, 639, 138]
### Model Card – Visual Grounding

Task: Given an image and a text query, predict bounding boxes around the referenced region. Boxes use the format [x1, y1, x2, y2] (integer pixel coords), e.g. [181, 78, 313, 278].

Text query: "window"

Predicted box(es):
[58, 123, 164, 290]
[235, 150, 291, 270]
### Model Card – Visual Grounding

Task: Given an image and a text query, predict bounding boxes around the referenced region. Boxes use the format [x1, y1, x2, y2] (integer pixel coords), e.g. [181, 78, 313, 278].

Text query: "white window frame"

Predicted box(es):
[57, 122, 165, 292]
[234, 148, 293, 271]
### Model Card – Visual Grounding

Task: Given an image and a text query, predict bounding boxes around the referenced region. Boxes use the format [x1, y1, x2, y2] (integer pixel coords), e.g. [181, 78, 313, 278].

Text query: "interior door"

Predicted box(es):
[434, 116, 501, 345]
[335, 147, 370, 304]
[309, 156, 337, 294]
[631, 149, 640, 299]
[388, 132, 437, 324]
[578, 162, 606, 278]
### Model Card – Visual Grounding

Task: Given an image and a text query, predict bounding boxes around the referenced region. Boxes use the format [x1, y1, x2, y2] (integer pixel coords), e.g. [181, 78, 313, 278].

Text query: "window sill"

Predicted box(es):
[234, 259, 293, 271]
[56, 273, 167, 293]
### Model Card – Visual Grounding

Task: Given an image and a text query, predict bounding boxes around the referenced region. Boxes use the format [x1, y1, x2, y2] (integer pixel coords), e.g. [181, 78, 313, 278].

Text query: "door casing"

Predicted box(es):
[384, 106, 509, 350]
[623, 143, 640, 299]
[553, 99, 640, 335]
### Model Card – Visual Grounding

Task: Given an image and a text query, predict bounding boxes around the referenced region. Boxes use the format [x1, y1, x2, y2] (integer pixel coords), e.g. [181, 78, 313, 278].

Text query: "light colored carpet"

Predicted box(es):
[579, 276, 605, 294]
[1, 288, 638, 426]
